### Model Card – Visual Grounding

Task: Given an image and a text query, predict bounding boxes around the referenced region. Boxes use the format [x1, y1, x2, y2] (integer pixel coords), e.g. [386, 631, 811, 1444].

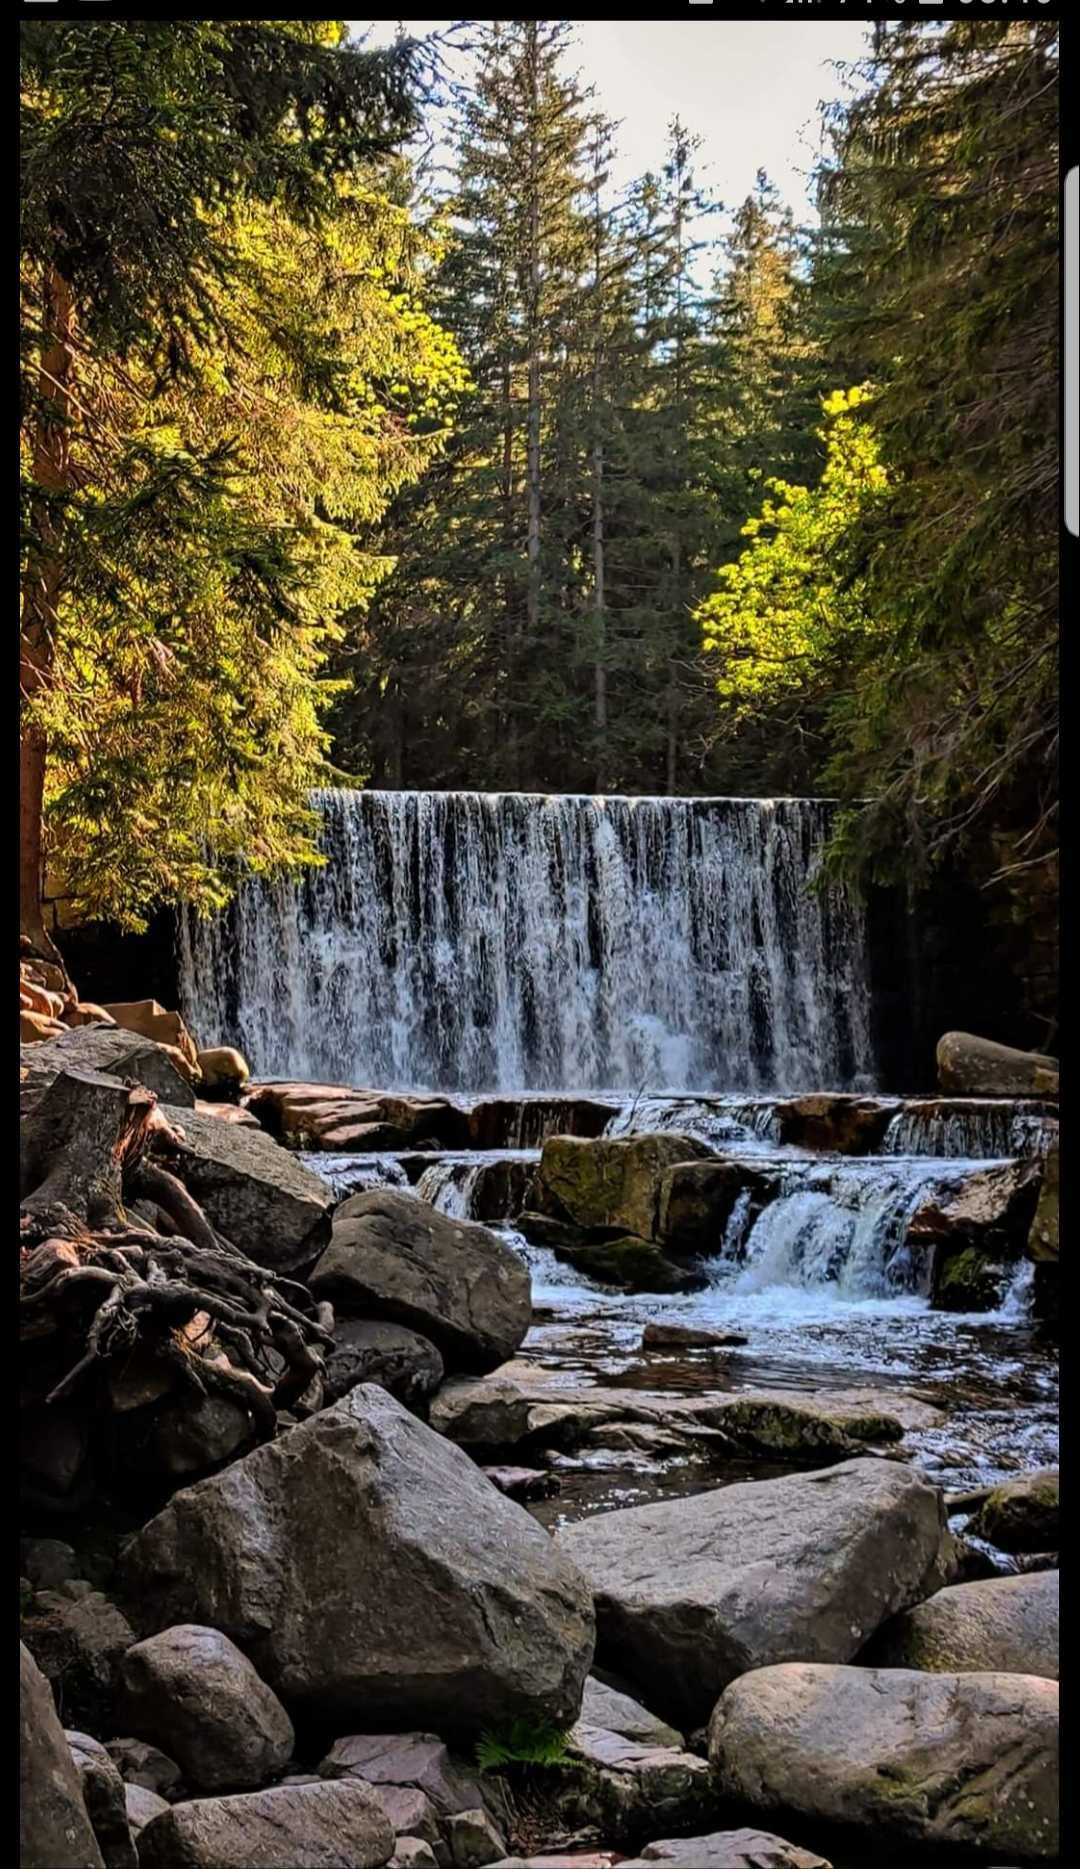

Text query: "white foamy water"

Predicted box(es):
[179, 789, 876, 1094]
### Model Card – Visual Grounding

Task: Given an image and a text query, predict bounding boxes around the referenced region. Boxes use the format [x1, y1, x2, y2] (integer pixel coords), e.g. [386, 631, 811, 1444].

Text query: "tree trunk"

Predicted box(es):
[21, 1067, 158, 1231]
[524, 26, 542, 748]
[21, 265, 75, 951]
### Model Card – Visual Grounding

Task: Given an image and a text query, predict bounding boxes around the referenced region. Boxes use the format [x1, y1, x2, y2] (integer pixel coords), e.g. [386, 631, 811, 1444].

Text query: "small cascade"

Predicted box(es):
[882, 1102, 1057, 1161]
[605, 1096, 782, 1149]
[298, 1151, 412, 1201]
[413, 1151, 539, 1224]
[720, 1157, 985, 1299]
[178, 789, 876, 1094]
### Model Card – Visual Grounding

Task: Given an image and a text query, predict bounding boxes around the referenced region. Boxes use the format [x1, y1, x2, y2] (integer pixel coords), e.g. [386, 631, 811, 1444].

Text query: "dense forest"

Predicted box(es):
[21, 17, 1058, 990]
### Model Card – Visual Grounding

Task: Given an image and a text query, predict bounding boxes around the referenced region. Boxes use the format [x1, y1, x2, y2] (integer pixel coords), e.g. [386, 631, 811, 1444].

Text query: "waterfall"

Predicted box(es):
[720, 1157, 988, 1299]
[178, 788, 876, 1095]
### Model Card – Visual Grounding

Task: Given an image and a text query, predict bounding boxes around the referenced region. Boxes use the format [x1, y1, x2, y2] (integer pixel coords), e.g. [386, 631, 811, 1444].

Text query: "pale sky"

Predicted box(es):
[350, 19, 873, 230]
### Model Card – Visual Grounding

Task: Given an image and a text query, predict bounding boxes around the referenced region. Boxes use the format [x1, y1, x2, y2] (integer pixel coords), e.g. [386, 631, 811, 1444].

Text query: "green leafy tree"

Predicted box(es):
[812, 17, 1058, 887]
[21, 18, 462, 933]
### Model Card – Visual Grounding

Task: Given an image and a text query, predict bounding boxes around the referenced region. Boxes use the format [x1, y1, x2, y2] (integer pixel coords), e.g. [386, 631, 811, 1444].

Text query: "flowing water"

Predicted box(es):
[179, 789, 875, 1093]
[179, 785, 1054, 1526]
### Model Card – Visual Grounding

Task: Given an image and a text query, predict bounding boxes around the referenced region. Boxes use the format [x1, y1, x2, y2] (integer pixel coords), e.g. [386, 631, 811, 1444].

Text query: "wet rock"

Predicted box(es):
[120, 1383, 595, 1735]
[1027, 1142, 1059, 1262]
[544, 1231, 707, 1293]
[482, 1466, 561, 1502]
[640, 1323, 747, 1351]
[105, 1738, 182, 1799]
[709, 1662, 1058, 1860]
[120, 1625, 294, 1793]
[863, 1570, 1058, 1678]
[311, 1190, 531, 1373]
[137, 1780, 395, 1868]
[160, 1106, 334, 1271]
[446, 1809, 507, 1867]
[774, 1093, 893, 1155]
[910, 1158, 1041, 1254]
[21, 1589, 136, 1732]
[467, 1097, 618, 1150]
[967, 1468, 1059, 1553]
[66, 1732, 137, 1869]
[534, 1133, 715, 1241]
[123, 1784, 170, 1836]
[937, 1030, 1059, 1099]
[618, 1834, 831, 1869]
[324, 1318, 445, 1411]
[655, 1162, 778, 1254]
[20, 1643, 105, 1869]
[557, 1459, 949, 1728]
[933, 1245, 1016, 1312]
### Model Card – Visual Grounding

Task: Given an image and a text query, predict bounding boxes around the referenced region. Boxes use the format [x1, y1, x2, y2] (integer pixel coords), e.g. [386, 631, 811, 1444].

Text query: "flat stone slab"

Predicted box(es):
[431, 1366, 910, 1462]
[136, 1780, 395, 1868]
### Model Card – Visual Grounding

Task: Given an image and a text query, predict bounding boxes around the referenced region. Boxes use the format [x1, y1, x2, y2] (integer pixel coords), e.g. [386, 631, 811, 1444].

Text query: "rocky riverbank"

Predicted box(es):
[21, 1001, 1060, 1867]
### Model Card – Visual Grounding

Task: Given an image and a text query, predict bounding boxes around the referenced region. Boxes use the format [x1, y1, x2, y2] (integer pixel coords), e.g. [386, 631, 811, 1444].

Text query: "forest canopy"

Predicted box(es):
[20, 15, 1058, 948]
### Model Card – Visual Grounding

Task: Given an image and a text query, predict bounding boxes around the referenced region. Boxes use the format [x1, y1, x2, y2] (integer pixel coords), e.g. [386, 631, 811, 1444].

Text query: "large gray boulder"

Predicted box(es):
[709, 1663, 1058, 1860]
[937, 1030, 1059, 1098]
[557, 1459, 949, 1727]
[19, 1024, 196, 1108]
[20, 1643, 105, 1869]
[310, 1190, 531, 1373]
[120, 1624, 295, 1792]
[137, 1780, 395, 1868]
[120, 1384, 594, 1734]
[864, 1569, 1058, 1678]
[160, 1106, 334, 1271]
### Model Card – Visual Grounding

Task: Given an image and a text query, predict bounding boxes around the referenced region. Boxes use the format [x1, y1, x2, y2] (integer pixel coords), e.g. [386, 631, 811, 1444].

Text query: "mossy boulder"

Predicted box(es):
[550, 1234, 707, 1294]
[967, 1469, 1059, 1554]
[535, 1132, 715, 1242]
[932, 1246, 1013, 1312]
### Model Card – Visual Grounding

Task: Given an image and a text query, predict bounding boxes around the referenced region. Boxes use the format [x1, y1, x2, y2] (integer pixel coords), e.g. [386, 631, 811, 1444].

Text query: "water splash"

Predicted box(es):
[178, 789, 875, 1094]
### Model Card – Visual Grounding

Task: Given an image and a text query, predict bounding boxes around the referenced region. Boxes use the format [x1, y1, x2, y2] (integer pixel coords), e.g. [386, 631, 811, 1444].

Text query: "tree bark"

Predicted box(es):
[21, 265, 75, 950]
[524, 23, 543, 752]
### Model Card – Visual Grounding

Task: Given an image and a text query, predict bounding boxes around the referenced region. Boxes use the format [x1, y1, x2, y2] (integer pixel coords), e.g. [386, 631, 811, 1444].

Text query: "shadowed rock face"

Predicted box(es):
[120, 1384, 595, 1736]
[311, 1189, 531, 1373]
[557, 1459, 950, 1728]
[119, 1625, 294, 1793]
[20, 1644, 106, 1869]
[708, 1663, 1058, 1861]
[966, 1468, 1060, 1553]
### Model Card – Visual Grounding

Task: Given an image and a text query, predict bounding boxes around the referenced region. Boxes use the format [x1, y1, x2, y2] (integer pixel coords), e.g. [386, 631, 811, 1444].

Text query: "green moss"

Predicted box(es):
[934, 1247, 1011, 1312]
